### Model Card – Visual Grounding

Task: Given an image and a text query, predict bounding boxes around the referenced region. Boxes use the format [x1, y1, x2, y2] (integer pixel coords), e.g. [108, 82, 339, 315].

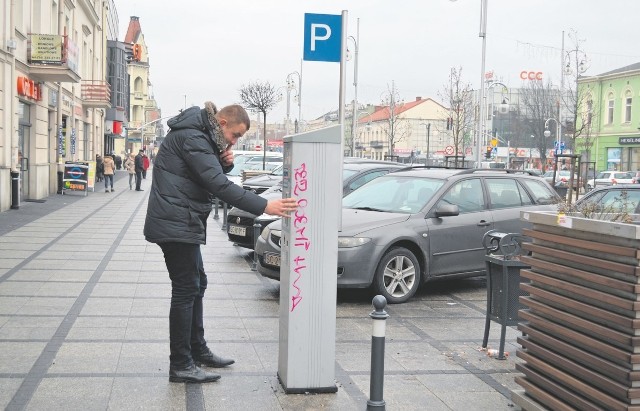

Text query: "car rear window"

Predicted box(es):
[520, 179, 558, 205]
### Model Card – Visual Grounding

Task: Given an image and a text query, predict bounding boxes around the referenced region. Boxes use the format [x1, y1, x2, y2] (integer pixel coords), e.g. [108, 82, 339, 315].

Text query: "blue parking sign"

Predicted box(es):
[303, 13, 342, 62]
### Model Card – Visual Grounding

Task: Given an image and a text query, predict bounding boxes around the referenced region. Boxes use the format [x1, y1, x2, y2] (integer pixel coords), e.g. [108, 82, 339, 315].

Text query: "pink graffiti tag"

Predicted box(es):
[290, 163, 310, 312]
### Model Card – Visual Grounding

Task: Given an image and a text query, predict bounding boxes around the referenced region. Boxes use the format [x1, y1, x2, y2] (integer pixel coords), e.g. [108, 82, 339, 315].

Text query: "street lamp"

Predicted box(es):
[420, 122, 431, 165]
[347, 18, 360, 156]
[450, 0, 488, 165]
[286, 70, 302, 134]
[544, 117, 561, 184]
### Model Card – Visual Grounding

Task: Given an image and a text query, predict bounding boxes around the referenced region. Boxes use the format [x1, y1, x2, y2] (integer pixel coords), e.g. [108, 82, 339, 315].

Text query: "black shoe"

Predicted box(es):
[169, 364, 220, 383]
[135, 189, 144, 191]
[193, 349, 235, 368]
[111, 189, 115, 192]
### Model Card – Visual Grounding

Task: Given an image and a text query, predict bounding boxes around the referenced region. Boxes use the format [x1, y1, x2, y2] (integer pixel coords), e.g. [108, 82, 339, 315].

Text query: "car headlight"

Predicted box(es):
[260, 225, 271, 240]
[338, 237, 371, 248]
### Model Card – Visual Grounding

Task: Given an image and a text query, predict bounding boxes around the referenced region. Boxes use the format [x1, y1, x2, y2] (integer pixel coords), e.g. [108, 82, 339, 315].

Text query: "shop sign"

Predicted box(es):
[30, 34, 63, 62]
[71, 128, 76, 155]
[519, 71, 543, 81]
[619, 137, 640, 145]
[17, 76, 42, 101]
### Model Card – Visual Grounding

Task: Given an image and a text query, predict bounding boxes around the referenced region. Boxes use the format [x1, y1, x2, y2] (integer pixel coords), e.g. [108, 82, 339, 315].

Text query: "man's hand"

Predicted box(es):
[220, 145, 234, 167]
[265, 198, 299, 217]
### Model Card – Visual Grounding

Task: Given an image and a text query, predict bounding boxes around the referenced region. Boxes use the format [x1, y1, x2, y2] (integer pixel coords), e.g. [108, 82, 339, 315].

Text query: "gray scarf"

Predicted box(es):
[204, 101, 227, 153]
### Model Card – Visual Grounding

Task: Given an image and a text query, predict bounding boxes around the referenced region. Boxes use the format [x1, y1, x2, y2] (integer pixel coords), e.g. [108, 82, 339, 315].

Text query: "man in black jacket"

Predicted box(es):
[134, 149, 144, 191]
[144, 102, 297, 384]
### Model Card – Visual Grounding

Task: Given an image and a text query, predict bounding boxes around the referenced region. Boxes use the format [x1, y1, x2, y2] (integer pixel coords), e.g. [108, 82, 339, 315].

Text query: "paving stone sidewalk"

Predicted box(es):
[0, 170, 525, 410]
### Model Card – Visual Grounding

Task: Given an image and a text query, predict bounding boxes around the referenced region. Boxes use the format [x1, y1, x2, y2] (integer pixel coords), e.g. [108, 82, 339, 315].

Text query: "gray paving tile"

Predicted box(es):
[350, 374, 451, 411]
[49, 342, 122, 373]
[124, 317, 168, 340]
[130, 298, 170, 317]
[16, 297, 76, 316]
[0, 378, 23, 410]
[108, 377, 186, 410]
[116, 342, 168, 373]
[26, 377, 112, 411]
[0, 316, 64, 340]
[200, 375, 283, 410]
[90, 283, 138, 298]
[134, 283, 170, 298]
[0, 259, 25, 269]
[0, 342, 46, 373]
[80, 297, 133, 316]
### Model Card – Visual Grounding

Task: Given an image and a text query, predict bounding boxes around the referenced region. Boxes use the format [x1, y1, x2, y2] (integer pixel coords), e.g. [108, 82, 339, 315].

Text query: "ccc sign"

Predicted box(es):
[520, 71, 543, 81]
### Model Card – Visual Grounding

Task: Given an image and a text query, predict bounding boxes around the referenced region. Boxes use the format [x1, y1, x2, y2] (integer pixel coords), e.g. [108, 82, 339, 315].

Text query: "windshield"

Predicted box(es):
[343, 175, 445, 214]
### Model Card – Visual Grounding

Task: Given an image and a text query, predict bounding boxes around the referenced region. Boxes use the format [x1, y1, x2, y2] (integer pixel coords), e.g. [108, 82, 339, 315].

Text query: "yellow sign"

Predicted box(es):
[490, 138, 498, 147]
[30, 34, 63, 62]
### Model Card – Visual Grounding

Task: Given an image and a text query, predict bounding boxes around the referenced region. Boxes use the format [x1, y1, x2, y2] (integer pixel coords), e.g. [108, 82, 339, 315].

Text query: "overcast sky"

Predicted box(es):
[113, 0, 640, 128]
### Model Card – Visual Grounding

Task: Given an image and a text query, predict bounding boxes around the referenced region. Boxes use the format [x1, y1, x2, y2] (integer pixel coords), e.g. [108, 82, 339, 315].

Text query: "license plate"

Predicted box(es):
[264, 252, 281, 267]
[228, 225, 246, 236]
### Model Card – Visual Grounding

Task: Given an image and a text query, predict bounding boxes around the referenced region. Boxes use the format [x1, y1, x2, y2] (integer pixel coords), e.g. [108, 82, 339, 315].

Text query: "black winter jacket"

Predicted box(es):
[144, 107, 267, 244]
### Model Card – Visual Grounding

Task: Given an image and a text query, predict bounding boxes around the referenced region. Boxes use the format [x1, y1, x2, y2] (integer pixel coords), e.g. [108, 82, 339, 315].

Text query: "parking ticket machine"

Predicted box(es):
[277, 125, 342, 393]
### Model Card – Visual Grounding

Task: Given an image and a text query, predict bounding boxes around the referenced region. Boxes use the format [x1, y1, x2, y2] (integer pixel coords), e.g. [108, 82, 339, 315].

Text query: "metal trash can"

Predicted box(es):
[554, 185, 568, 199]
[481, 230, 530, 360]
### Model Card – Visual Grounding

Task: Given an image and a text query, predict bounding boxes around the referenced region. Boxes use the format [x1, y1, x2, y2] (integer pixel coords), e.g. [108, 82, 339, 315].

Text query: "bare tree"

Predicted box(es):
[379, 81, 412, 157]
[519, 79, 558, 171]
[438, 67, 474, 167]
[239, 81, 278, 169]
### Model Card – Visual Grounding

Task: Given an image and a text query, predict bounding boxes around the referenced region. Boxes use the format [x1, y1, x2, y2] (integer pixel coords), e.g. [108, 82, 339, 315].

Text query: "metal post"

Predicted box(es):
[212, 198, 219, 220]
[251, 221, 261, 271]
[367, 295, 389, 411]
[426, 123, 431, 165]
[221, 202, 228, 230]
[10, 171, 20, 209]
[475, 0, 489, 166]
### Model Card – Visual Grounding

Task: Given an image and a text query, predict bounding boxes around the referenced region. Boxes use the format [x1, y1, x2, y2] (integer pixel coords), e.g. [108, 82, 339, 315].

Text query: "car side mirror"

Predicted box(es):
[433, 203, 459, 217]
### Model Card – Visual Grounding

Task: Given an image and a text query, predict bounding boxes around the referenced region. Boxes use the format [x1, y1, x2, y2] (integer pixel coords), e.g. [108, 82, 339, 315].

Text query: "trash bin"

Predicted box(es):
[481, 230, 530, 360]
[554, 185, 568, 199]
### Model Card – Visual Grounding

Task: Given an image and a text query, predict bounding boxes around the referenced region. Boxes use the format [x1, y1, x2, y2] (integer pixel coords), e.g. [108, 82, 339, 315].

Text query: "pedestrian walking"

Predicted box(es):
[123, 153, 136, 190]
[95, 154, 104, 183]
[134, 149, 144, 191]
[142, 152, 150, 179]
[114, 154, 123, 170]
[144, 102, 297, 384]
[103, 154, 116, 192]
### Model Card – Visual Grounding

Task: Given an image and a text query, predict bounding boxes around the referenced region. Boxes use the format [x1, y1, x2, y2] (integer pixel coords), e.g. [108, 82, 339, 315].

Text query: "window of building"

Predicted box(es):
[625, 92, 632, 123]
[586, 99, 593, 126]
[608, 94, 614, 124]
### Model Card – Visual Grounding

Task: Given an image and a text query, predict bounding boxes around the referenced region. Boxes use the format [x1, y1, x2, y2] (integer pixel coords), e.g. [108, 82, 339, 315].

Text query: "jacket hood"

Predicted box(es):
[167, 106, 208, 132]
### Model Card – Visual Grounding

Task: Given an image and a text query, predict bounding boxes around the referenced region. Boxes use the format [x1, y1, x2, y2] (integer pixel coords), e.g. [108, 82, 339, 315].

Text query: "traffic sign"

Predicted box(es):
[490, 138, 498, 147]
[303, 13, 342, 62]
[444, 145, 454, 155]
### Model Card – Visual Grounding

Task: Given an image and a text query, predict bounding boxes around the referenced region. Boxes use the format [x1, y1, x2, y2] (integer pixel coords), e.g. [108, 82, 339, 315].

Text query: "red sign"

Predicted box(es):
[520, 71, 543, 81]
[17, 76, 42, 101]
[444, 145, 455, 155]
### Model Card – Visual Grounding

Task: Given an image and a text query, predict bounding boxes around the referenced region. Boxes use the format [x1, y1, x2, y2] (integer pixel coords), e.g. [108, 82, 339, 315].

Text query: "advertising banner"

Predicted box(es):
[63, 161, 89, 196]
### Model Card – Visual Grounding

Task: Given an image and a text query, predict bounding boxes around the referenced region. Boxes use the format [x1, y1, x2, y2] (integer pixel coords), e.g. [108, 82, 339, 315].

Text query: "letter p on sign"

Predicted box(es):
[303, 13, 342, 62]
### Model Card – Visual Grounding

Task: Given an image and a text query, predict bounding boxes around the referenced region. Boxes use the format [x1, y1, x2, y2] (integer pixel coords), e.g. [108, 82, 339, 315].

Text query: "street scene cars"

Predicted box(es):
[574, 184, 640, 215]
[586, 171, 634, 189]
[255, 168, 560, 303]
[226, 159, 406, 249]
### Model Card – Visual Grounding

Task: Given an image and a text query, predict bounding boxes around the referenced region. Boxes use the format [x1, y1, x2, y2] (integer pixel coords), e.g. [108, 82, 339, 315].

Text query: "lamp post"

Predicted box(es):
[348, 18, 360, 156]
[544, 117, 560, 186]
[286, 70, 302, 135]
[420, 122, 431, 165]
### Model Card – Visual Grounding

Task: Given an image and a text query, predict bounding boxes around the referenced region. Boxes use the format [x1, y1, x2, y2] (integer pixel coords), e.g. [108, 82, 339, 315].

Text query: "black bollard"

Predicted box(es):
[251, 221, 261, 271]
[367, 295, 388, 410]
[221, 202, 228, 231]
[57, 170, 64, 194]
[212, 198, 219, 220]
[10, 171, 20, 209]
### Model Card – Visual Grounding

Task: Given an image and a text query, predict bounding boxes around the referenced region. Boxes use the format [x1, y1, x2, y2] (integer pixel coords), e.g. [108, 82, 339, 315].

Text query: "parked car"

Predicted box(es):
[574, 184, 640, 215]
[242, 165, 283, 194]
[226, 159, 407, 249]
[255, 168, 560, 303]
[586, 171, 634, 189]
[629, 171, 640, 184]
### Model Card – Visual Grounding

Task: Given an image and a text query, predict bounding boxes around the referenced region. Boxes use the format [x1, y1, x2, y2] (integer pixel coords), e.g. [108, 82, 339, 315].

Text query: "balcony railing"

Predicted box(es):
[134, 92, 144, 99]
[370, 140, 383, 149]
[81, 80, 111, 109]
[27, 33, 81, 83]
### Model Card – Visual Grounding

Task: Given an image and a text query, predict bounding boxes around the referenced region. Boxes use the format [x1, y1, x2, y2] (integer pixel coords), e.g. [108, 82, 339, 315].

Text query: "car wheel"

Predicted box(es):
[373, 247, 421, 304]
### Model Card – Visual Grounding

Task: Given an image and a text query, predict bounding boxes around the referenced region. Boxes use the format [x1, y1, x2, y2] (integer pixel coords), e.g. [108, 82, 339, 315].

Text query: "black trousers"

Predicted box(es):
[159, 242, 208, 368]
[135, 171, 142, 190]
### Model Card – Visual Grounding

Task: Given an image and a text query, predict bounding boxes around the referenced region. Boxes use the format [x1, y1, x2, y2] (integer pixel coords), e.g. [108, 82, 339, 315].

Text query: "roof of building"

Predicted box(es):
[124, 16, 142, 44]
[595, 62, 640, 77]
[358, 98, 445, 124]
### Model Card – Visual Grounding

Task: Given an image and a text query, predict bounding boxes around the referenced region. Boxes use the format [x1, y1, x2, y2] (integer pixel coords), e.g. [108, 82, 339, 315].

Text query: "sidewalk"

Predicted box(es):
[0, 170, 524, 410]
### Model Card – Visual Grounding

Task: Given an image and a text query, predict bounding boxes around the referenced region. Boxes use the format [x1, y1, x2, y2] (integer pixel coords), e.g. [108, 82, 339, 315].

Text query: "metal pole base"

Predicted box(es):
[366, 400, 386, 410]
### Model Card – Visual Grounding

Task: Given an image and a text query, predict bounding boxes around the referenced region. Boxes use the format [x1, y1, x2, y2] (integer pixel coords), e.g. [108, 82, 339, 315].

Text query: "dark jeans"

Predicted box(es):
[135, 171, 142, 190]
[104, 174, 114, 189]
[159, 242, 208, 368]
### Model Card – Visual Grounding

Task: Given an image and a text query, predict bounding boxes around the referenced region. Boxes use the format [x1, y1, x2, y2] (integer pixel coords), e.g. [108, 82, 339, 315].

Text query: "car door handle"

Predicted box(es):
[477, 220, 491, 227]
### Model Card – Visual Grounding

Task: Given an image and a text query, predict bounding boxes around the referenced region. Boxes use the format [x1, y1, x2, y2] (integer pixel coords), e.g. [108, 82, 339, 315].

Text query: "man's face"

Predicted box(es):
[219, 118, 247, 146]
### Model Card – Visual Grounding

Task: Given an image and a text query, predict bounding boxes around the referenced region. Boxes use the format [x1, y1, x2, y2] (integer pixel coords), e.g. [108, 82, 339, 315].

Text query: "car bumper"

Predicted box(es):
[254, 232, 379, 288]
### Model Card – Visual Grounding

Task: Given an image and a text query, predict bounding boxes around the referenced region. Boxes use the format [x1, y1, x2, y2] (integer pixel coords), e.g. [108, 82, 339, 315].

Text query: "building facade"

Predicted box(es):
[578, 62, 640, 172]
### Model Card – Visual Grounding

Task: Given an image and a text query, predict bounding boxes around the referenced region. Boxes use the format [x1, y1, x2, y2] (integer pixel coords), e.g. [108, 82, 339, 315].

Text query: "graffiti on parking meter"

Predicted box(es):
[291, 163, 310, 312]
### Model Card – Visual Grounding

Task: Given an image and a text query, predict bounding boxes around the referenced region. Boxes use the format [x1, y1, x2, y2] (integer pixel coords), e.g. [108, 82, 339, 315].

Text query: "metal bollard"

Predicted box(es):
[212, 198, 219, 220]
[57, 170, 64, 194]
[10, 171, 20, 209]
[367, 295, 389, 410]
[251, 221, 261, 271]
[221, 202, 228, 230]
